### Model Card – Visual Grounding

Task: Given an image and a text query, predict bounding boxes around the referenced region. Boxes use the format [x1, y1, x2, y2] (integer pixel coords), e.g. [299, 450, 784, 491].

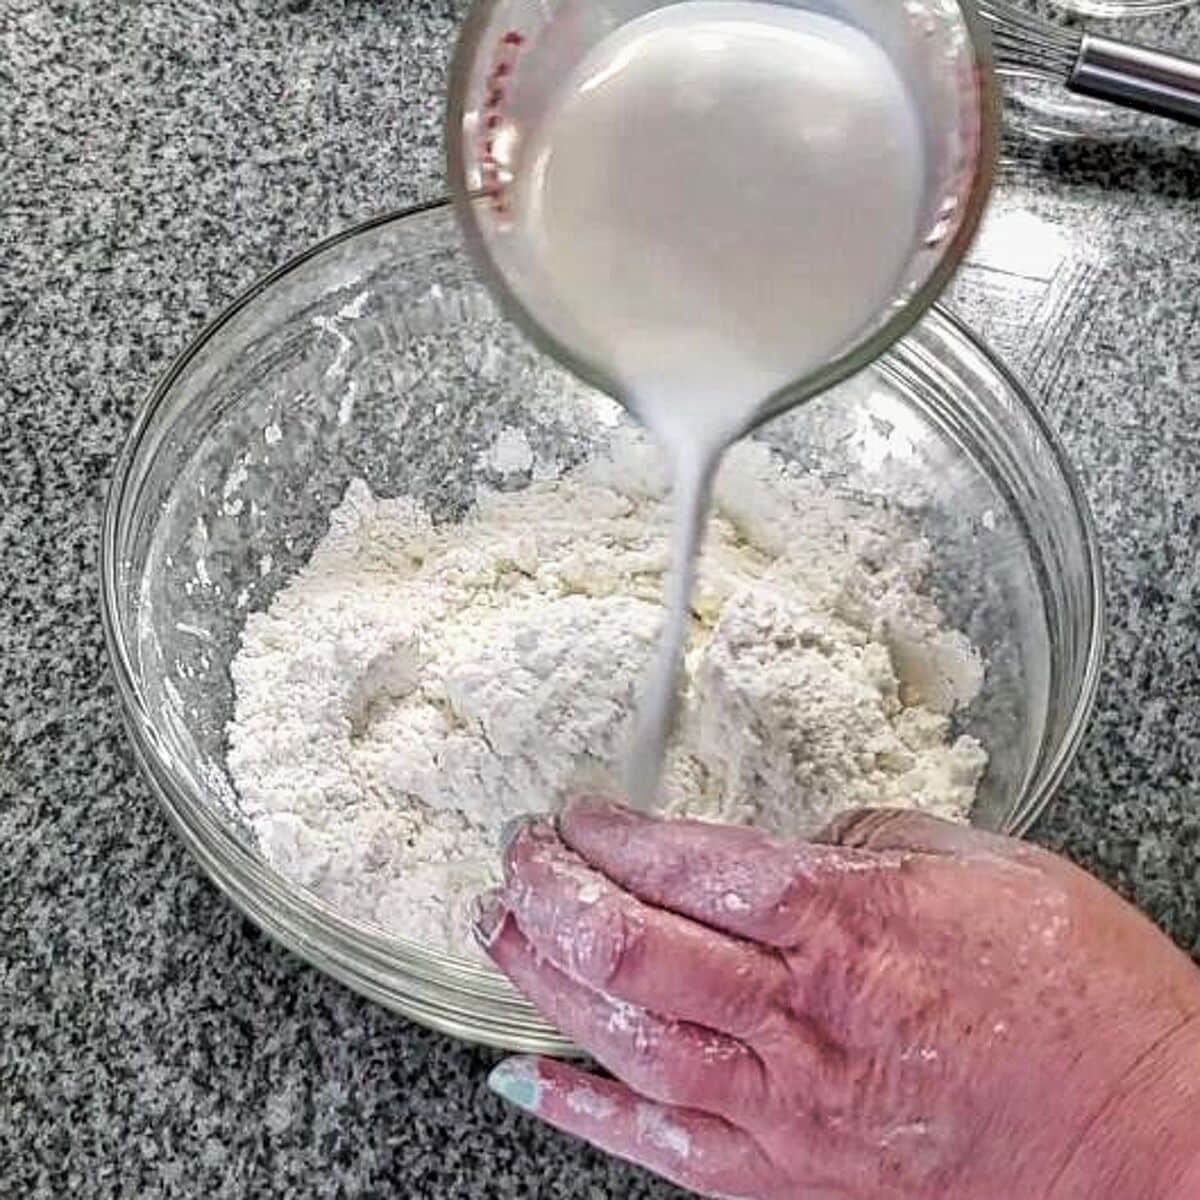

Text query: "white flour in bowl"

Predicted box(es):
[226, 430, 986, 959]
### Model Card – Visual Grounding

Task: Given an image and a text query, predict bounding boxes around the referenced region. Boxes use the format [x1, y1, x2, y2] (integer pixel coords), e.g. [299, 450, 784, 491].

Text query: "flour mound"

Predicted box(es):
[227, 431, 986, 958]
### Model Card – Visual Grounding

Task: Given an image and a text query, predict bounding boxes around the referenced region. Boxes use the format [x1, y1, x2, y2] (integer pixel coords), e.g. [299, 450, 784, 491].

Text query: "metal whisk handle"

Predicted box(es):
[1070, 35, 1200, 127]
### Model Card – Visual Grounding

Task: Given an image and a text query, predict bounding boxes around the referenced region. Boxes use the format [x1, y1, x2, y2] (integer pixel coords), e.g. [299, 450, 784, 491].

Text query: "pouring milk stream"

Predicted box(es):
[457, 0, 933, 805]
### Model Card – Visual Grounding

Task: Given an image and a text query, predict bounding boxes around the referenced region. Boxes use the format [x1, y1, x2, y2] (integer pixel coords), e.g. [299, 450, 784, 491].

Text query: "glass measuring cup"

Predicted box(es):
[447, 0, 1001, 436]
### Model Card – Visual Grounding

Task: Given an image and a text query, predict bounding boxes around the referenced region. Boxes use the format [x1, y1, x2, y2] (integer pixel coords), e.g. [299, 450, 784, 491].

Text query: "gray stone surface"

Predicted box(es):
[4, 0, 1200, 1194]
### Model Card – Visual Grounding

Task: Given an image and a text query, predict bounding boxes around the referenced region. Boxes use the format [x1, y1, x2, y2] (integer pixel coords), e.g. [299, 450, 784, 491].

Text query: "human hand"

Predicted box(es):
[474, 800, 1200, 1199]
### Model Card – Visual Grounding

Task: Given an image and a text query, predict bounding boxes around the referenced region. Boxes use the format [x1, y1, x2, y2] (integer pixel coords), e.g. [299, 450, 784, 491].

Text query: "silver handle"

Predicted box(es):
[1069, 34, 1200, 126]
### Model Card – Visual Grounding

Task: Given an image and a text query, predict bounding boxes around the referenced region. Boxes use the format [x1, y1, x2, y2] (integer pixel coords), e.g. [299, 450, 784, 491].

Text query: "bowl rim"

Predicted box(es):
[99, 198, 1105, 1051]
[930, 304, 1105, 834]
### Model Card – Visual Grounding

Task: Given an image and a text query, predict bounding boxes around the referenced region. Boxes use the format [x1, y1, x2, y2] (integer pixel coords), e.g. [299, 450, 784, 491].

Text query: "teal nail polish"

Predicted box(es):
[488, 1058, 540, 1112]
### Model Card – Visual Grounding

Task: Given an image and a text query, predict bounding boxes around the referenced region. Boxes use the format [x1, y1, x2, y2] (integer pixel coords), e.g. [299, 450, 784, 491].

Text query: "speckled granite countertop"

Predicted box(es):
[5, 1, 1200, 1195]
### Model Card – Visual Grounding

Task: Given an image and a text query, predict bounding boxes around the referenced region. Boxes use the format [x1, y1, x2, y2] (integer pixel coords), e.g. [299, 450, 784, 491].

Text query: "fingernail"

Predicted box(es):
[500, 814, 536, 854]
[470, 889, 507, 948]
[488, 1056, 541, 1112]
[566, 793, 609, 816]
[564, 793, 634, 826]
[556, 795, 589, 836]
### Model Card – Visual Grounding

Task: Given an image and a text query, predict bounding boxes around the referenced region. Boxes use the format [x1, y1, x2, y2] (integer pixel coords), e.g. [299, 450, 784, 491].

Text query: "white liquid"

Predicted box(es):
[510, 1, 927, 803]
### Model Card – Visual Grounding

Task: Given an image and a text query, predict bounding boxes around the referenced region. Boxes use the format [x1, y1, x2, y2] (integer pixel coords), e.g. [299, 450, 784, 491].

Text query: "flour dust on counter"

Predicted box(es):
[226, 429, 986, 960]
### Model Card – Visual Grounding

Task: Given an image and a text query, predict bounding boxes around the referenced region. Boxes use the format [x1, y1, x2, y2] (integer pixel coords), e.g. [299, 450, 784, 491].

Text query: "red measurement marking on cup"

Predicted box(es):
[478, 30, 525, 217]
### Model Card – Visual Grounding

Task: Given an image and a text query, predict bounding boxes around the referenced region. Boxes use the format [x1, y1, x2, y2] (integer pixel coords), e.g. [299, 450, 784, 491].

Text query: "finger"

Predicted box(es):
[559, 796, 903, 948]
[818, 806, 1019, 858]
[476, 896, 769, 1115]
[501, 819, 789, 1040]
[487, 1056, 786, 1200]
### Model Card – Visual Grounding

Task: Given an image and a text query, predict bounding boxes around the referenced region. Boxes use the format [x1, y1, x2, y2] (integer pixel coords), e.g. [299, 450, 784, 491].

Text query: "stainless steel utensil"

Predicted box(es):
[981, 0, 1200, 126]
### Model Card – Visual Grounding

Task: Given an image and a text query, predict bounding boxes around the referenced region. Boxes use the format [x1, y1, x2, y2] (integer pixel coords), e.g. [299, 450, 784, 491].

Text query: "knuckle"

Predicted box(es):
[575, 898, 643, 987]
[821, 806, 911, 849]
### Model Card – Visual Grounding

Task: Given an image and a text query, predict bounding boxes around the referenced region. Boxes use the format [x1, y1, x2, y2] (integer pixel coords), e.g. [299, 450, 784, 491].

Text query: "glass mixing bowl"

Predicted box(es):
[100, 200, 1104, 1054]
